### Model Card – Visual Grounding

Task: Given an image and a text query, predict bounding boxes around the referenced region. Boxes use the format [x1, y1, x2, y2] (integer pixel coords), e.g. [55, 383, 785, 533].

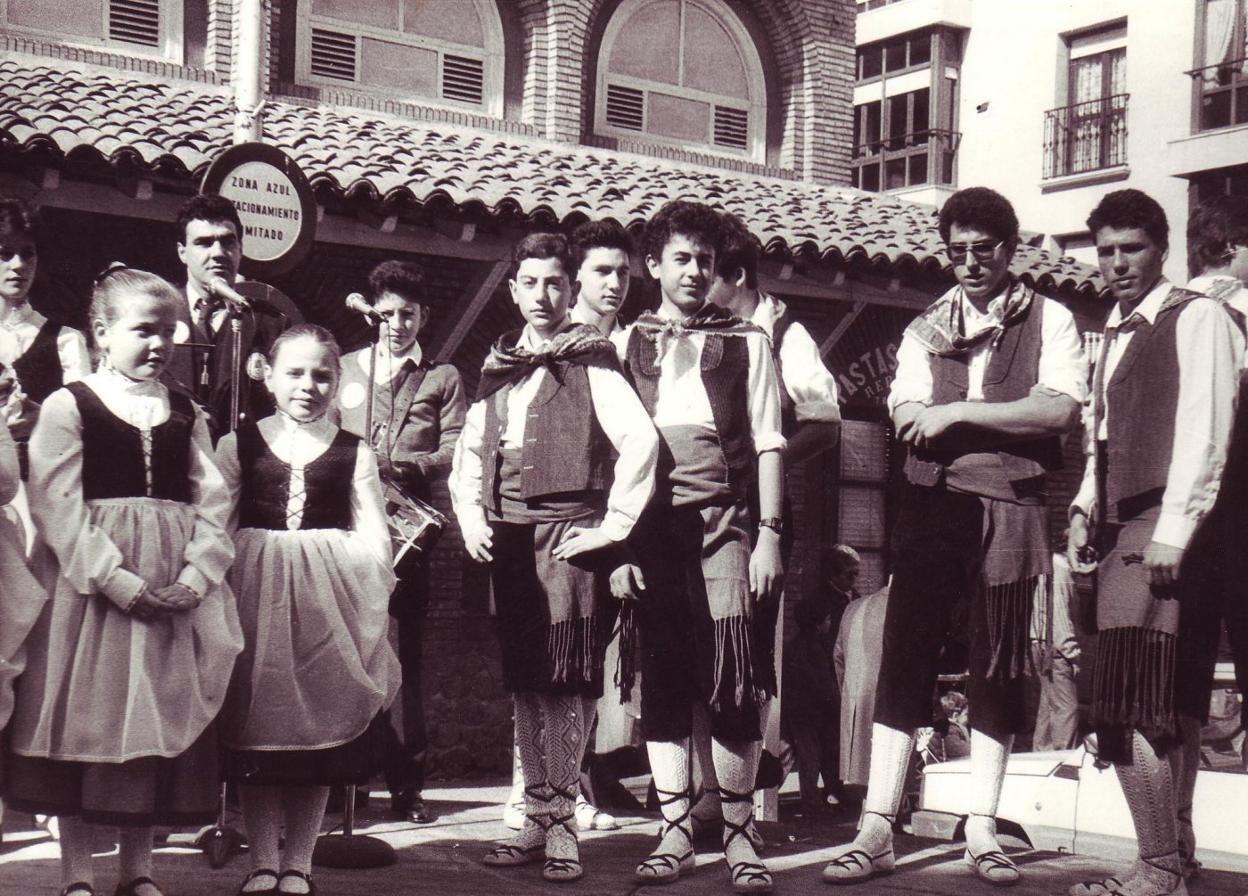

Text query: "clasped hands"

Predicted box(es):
[129, 582, 201, 621]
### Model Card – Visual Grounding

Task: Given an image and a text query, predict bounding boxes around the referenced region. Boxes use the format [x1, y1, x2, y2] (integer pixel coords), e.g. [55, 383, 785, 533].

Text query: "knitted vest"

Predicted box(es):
[236, 421, 358, 530]
[479, 361, 614, 504]
[903, 297, 1061, 504]
[68, 381, 194, 503]
[1100, 289, 1199, 521]
[624, 327, 753, 493]
[14, 320, 65, 404]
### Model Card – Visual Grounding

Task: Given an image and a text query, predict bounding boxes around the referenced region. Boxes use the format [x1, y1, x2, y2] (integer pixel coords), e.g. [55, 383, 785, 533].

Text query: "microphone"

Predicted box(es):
[206, 276, 251, 311]
[345, 293, 384, 322]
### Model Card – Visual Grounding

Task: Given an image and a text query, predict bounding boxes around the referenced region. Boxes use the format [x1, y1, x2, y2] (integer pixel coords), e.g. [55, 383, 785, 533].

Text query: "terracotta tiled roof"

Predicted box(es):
[0, 59, 1106, 297]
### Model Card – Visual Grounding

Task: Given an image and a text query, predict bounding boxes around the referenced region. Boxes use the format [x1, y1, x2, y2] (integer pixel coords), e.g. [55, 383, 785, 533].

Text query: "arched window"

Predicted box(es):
[595, 0, 767, 160]
[296, 0, 505, 116]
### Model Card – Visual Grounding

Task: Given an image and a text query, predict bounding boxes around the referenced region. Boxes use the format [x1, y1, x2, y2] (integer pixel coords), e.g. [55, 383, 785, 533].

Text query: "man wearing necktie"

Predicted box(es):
[168, 194, 286, 438]
[1067, 189, 1243, 896]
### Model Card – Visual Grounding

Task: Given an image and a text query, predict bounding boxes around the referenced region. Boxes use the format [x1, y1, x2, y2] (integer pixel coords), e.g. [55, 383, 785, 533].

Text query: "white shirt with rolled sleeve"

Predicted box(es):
[450, 323, 658, 546]
[1071, 279, 1244, 550]
[610, 304, 787, 457]
[888, 289, 1088, 416]
[751, 293, 840, 424]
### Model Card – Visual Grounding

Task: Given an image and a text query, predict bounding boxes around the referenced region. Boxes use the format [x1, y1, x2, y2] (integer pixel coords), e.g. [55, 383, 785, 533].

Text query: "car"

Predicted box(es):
[914, 664, 1248, 874]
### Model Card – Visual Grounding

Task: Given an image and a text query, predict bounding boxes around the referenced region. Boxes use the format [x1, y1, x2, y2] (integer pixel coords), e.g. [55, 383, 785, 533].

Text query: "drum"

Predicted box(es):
[383, 482, 449, 566]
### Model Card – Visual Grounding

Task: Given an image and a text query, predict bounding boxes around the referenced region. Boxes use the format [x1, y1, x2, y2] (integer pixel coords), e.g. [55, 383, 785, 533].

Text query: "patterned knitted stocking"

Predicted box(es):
[1169, 714, 1201, 868]
[965, 730, 1013, 856]
[712, 737, 767, 879]
[690, 703, 722, 823]
[541, 693, 590, 863]
[645, 738, 694, 860]
[509, 691, 549, 851]
[1116, 731, 1183, 894]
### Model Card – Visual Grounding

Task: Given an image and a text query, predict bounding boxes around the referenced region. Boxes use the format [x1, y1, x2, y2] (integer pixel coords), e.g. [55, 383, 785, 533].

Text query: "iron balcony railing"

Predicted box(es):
[1042, 93, 1129, 179]
[1186, 57, 1248, 131]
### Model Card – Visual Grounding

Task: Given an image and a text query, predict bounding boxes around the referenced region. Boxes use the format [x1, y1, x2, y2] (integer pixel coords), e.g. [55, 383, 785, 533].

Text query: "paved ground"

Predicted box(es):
[2, 781, 1246, 896]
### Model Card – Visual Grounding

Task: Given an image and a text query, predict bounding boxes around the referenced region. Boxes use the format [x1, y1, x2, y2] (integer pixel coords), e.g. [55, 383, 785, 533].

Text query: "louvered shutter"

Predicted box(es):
[605, 84, 644, 130]
[311, 28, 357, 81]
[109, 0, 159, 47]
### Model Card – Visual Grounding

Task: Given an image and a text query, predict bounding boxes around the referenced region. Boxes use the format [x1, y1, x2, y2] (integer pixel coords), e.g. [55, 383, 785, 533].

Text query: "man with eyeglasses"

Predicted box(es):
[1161, 195, 1248, 885]
[824, 187, 1086, 888]
[1067, 189, 1242, 896]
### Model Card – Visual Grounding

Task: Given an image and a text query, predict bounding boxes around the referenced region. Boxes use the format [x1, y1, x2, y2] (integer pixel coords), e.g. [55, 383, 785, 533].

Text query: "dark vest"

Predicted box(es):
[14, 320, 66, 405]
[770, 312, 798, 438]
[68, 381, 194, 503]
[479, 358, 614, 505]
[236, 421, 359, 531]
[1099, 289, 1200, 521]
[624, 326, 754, 493]
[903, 297, 1061, 504]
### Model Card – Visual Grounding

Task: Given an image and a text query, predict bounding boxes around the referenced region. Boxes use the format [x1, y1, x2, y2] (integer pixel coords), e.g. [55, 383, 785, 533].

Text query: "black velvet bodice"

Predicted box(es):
[236, 420, 359, 531]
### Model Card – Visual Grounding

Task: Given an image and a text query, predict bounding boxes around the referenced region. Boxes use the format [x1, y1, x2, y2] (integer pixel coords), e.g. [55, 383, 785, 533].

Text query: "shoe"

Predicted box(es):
[541, 787, 584, 884]
[821, 846, 896, 884]
[276, 869, 316, 896]
[113, 878, 164, 896]
[965, 849, 1021, 887]
[542, 856, 585, 883]
[484, 783, 549, 866]
[236, 869, 279, 896]
[635, 786, 696, 886]
[393, 797, 436, 824]
[60, 885, 94, 896]
[575, 794, 618, 831]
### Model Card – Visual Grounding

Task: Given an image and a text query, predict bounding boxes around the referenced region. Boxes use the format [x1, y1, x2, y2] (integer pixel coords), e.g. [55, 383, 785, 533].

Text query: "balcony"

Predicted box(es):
[1188, 57, 1248, 131]
[852, 129, 959, 192]
[1042, 93, 1129, 180]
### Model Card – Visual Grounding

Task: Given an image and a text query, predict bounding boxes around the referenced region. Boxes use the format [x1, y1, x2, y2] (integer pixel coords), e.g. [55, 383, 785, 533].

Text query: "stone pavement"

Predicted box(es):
[2, 781, 1246, 896]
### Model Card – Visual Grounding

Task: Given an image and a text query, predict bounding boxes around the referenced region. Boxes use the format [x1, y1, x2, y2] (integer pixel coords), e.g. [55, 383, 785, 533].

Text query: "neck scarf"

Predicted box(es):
[476, 322, 616, 401]
[905, 278, 1036, 358]
[632, 301, 759, 360]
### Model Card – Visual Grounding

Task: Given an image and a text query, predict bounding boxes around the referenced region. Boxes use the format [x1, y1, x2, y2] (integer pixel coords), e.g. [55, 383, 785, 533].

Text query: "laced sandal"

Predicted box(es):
[541, 784, 584, 883]
[482, 783, 548, 867]
[1069, 876, 1127, 896]
[236, 868, 280, 896]
[575, 793, 618, 831]
[965, 849, 1021, 887]
[635, 785, 695, 886]
[276, 869, 316, 896]
[719, 787, 772, 895]
[821, 812, 897, 884]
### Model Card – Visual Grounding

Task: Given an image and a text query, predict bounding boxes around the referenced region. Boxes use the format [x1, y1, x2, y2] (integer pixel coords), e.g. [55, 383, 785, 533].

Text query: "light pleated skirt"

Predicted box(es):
[9, 498, 243, 763]
[223, 527, 398, 754]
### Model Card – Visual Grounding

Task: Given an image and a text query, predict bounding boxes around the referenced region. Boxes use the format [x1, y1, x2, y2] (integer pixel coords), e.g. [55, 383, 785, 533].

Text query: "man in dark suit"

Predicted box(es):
[168, 194, 287, 436]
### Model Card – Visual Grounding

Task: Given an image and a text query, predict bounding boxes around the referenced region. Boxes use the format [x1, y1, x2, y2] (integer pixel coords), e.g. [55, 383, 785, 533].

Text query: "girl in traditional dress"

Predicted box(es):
[217, 324, 397, 896]
[5, 265, 244, 896]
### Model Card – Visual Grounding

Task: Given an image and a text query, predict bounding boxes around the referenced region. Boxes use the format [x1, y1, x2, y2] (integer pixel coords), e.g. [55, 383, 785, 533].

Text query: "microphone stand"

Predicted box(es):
[313, 313, 397, 871]
[228, 306, 244, 433]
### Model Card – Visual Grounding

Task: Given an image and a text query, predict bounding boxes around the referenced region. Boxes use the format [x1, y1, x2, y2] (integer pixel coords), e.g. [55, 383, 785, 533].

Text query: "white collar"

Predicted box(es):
[1105, 278, 1172, 329]
[518, 319, 573, 351]
[95, 362, 164, 397]
[0, 301, 42, 329]
[749, 293, 786, 337]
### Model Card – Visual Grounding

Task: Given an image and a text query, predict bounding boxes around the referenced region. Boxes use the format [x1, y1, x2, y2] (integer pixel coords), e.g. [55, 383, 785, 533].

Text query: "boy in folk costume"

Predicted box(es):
[611, 200, 785, 894]
[702, 211, 842, 831]
[337, 260, 466, 825]
[450, 233, 657, 883]
[1067, 190, 1242, 896]
[1169, 196, 1248, 879]
[824, 187, 1087, 887]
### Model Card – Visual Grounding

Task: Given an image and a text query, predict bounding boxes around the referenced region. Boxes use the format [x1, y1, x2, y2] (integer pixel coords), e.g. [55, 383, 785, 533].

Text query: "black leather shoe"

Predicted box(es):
[393, 797, 435, 824]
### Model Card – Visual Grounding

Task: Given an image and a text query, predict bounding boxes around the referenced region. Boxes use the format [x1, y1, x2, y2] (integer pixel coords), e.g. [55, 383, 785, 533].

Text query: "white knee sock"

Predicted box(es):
[853, 723, 914, 850]
[646, 738, 692, 857]
[711, 737, 765, 870]
[690, 704, 721, 822]
[965, 730, 1012, 855]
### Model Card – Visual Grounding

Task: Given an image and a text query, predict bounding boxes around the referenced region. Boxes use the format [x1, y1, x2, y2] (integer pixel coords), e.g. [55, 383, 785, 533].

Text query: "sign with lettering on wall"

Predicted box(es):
[826, 304, 915, 410]
[201, 143, 317, 277]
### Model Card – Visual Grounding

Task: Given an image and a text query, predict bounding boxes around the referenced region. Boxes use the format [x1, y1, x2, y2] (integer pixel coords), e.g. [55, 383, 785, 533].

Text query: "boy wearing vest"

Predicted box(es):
[611, 200, 785, 893]
[825, 187, 1086, 887]
[1068, 189, 1243, 896]
[450, 232, 657, 883]
[698, 211, 841, 834]
[1128, 195, 1248, 887]
[498, 220, 637, 833]
[337, 260, 466, 824]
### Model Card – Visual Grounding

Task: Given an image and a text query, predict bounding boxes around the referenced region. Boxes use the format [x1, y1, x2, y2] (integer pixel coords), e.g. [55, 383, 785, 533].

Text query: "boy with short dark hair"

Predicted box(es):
[337, 259, 465, 824]
[612, 199, 784, 893]
[570, 220, 634, 336]
[450, 232, 657, 883]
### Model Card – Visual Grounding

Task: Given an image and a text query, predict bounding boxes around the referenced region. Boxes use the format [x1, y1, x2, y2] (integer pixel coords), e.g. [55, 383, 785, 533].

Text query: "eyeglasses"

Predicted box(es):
[945, 240, 1003, 264]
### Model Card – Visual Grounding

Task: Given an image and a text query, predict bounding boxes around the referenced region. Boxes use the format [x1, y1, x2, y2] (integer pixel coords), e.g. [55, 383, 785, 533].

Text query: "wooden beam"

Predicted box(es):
[819, 301, 868, 358]
[432, 258, 511, 363]
[759, 268, 930, 311]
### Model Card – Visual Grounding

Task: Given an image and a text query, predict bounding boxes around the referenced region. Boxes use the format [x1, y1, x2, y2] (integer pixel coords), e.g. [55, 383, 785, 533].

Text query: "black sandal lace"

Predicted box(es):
[635, 785, 695, 881]
[719, 787, 771, 893]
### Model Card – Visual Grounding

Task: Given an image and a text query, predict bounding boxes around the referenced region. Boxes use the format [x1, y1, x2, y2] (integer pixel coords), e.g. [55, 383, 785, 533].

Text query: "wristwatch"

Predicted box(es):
[758, 517, 784, 534]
